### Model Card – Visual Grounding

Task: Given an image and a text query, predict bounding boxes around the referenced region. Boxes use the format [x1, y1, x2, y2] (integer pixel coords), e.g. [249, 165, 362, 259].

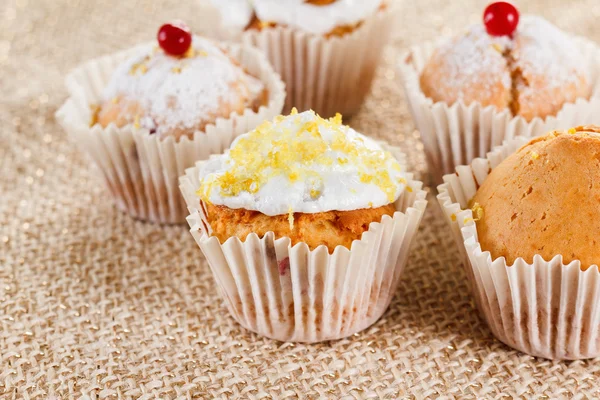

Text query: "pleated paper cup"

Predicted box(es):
[438, 136, 600, 360]
[179, 145, 427, 343]
[55, 42, 285, 224]
[201, 3, 400, 118]
[399, 36, 600, 185]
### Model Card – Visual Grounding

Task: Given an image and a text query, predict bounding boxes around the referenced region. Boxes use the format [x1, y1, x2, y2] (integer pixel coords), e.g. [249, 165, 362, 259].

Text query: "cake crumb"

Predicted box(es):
[89, 104, 100, 127]
[530, 151, 539, 160]
[491, 43, 503, 53]
[471, 202, 484, 221]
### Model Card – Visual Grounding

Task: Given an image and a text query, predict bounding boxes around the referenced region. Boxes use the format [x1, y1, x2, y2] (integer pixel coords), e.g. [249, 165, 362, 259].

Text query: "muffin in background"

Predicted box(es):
[399, 1, 600, 184]
[420, 16, 590, 122]
[203, 0, 399, 117]
[180, 109, 427, 342]
[56, 22, 285, 224]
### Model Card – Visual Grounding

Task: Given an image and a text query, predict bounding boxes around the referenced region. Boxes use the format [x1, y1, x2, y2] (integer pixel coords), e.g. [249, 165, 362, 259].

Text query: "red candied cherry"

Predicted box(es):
[157, 21, 192, 56]
[483, 2, 520, 37]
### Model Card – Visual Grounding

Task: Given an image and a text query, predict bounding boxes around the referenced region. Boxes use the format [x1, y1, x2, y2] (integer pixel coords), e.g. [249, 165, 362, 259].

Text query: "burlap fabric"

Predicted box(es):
[3, 0, 600, 398]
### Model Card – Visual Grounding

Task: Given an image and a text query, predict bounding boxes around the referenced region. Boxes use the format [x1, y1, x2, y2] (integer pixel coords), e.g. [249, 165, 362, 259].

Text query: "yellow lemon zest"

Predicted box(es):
[198, 110, 404, 205]
[471, 202, 484, 222]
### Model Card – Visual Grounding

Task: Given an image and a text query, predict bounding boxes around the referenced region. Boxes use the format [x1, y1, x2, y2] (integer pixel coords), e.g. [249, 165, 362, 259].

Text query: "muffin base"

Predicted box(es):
[179, 144, 427, 343]
[438, 136, 600, 360]
[204, 203, 396, 252]
[56, 42, 285, 224]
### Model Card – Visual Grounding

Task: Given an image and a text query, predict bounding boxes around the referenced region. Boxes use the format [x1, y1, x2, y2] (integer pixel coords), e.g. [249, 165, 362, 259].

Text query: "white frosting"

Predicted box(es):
[209, 0, 384, 35]
[103, 36, 263, 136]
[198, 110, 407, 216]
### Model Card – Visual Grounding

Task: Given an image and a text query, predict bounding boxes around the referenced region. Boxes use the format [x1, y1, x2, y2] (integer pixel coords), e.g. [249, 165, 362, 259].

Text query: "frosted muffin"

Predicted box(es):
[203, 0, 398, 117]
[180, 109, 427, 342]
[471, 126, 600, 269]
[57, 22, 285, 224]
[198, 109, 406, 252]
[210, 0, 386, 37]
[94, 35, 267, 140]
[420, 15, 591, 122]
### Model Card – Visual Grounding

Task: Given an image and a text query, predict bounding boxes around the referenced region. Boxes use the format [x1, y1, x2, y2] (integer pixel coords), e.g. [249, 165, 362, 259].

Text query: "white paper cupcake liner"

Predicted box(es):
[55, 42, 285, 224]
[438, 136, 600, 360]
[200, 2, 400, 118]
[179, 144, 427, 343]
[399, 36, 600, 185]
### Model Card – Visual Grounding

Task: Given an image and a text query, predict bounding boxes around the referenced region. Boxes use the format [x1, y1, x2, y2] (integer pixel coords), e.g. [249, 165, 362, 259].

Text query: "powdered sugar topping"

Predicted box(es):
[431, 24, 512, 98]
[429, 15, 586, 98]
[102, 36, 264, 136]
[514, 16, 587, 88]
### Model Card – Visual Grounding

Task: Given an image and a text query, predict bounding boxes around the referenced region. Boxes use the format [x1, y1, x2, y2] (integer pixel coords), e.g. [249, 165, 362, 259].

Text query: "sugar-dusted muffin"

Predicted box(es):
[180, 109, 427, 342]
[95, 35, 266, 140]
[471, 125, 600, 269]
[209, 0, 386, 37]
[57, 21, 284, 224]
[197, 109, 408, 252]
[420, 16, 591, 122]
[401, 2, 600, 184]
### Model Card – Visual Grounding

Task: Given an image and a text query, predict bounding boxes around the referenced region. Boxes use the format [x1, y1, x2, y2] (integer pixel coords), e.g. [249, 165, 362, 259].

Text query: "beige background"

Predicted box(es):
[3, 0, 600, 398]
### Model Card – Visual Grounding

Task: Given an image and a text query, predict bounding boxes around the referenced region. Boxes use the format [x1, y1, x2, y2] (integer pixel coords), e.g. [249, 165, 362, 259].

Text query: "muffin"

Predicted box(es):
[399, 2, 600, 184]
[203, 0, 399, 117]
[437, 126, 600, 360]
[420, 16, 590, 122]
[56, 22, 285, 224]
[180, 109, 427, 342]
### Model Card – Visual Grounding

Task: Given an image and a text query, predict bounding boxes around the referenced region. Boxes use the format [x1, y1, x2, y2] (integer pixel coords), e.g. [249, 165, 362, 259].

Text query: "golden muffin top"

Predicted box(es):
[472, 126, 600, 269]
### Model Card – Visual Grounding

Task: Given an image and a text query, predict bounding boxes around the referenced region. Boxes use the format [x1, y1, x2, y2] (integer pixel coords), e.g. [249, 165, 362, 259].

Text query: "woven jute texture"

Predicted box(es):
[3, 0, 600, 398]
